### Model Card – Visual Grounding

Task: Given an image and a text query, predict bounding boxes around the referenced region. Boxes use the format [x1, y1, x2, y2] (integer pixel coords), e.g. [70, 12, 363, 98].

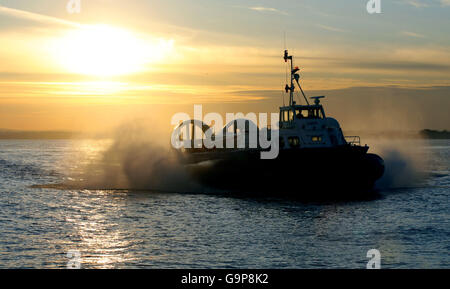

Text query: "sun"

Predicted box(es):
[54, 24, 173, 77]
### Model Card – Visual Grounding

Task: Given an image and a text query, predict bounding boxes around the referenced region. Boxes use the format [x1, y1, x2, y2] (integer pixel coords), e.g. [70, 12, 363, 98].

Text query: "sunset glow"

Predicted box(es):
[0, 1, 449, 132]
[53, 25, 173, 76]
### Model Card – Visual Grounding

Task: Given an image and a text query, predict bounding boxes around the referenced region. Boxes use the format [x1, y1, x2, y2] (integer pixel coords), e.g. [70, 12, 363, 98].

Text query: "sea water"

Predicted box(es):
[0, 139, 448, 268]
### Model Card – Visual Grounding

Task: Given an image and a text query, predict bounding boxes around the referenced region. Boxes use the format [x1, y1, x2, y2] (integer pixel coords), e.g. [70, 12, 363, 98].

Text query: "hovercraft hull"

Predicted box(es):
[181, 145, 384, 195]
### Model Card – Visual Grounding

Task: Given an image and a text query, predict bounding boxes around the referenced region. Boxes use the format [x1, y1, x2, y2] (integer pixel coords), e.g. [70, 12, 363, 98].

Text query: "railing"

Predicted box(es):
[345, 135, 361, 146]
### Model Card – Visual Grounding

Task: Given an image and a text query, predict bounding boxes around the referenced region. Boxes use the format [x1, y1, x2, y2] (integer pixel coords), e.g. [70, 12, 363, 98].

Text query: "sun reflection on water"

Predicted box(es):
[64, 190, 136, 268]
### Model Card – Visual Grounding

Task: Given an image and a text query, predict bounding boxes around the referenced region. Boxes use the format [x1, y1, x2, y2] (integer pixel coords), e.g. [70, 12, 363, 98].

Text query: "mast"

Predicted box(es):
[284, 50, 309, 106]
[284, 50, 294, 106]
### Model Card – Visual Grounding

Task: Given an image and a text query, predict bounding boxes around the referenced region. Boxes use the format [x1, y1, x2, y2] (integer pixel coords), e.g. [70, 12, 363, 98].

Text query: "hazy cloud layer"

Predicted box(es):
[0, 1, 449, 131]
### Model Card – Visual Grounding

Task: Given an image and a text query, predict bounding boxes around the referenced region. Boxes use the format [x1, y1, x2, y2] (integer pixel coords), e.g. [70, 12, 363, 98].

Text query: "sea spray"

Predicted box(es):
[370, 139, 429, 190]
[73, 121, 203, 192]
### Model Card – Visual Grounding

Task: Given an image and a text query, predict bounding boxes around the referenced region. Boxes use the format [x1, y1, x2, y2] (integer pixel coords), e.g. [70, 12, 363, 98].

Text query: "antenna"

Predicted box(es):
[310, 96, 325, 105]
[282, 35, 310, 106]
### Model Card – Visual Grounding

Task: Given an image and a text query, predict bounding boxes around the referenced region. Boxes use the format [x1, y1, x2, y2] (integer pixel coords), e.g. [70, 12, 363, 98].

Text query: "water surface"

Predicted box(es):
[0, 139, 448, 268]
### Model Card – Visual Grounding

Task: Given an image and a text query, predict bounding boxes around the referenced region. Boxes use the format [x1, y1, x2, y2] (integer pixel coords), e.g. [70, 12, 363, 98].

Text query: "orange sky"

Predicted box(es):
[1, 1, 449, 132]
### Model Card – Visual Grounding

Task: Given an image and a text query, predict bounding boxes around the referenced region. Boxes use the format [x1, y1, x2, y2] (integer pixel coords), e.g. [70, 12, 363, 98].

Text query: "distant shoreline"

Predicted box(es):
[0, 130, 106, 140]
[419, 129, 450, 139]
[0, 129, 449, 140]
[0, 130, 75, 139]
[344, 129, 450, 140]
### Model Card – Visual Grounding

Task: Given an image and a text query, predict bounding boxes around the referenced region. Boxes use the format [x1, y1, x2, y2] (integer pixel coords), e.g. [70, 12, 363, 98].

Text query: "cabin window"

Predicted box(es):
[311, 136, 322, 142]
[288, 110, 294, 121]
[295, 108, 323, 119]
[282, 110, 295, 122]
[283, 110, 288, 122]
[295, 109, 308, 118]
[288, 136, 300, 148]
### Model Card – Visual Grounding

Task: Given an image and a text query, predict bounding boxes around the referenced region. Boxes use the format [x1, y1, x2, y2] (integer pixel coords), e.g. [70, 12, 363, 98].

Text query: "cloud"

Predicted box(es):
[229, 86, 450, 131]
[401, 31, 425, 38]
[402, 0, 450, 7]
[316, 24, 346, 33]
[341, 60, 450, 71]
[0, 5, 82, 29]
[248, 6, 288, 15]
[403, 1, 429, 8]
